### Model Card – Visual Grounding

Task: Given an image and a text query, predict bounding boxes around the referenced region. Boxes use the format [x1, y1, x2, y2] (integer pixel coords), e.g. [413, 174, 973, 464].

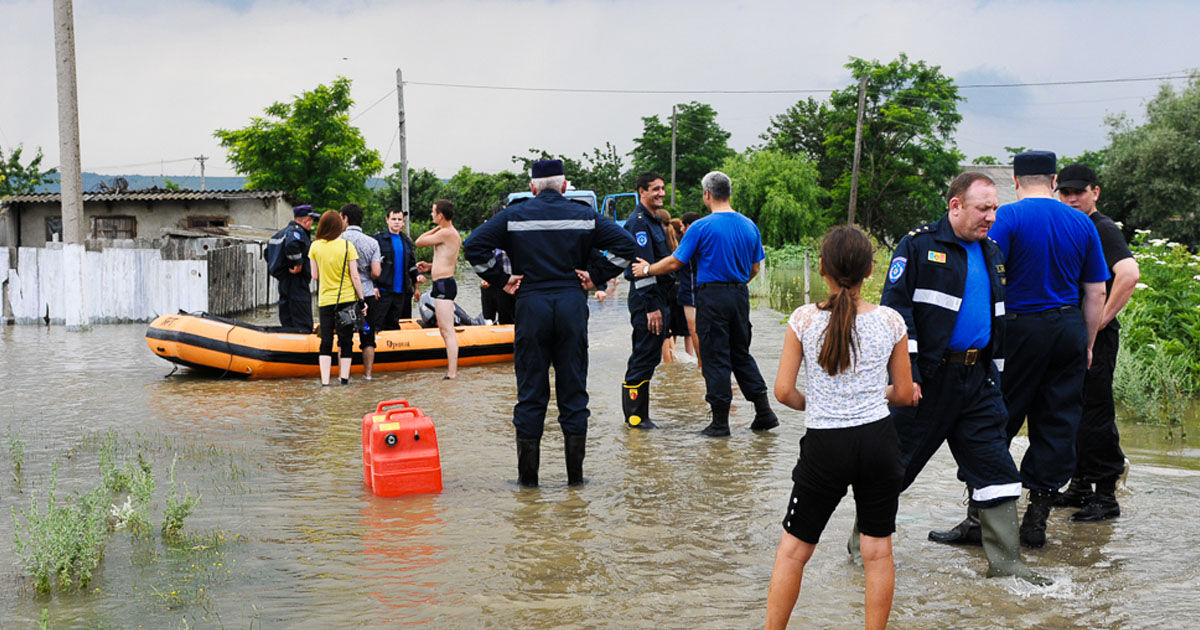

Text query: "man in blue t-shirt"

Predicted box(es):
[633, 171, 778, 437]
[932, 151, 1108, 550]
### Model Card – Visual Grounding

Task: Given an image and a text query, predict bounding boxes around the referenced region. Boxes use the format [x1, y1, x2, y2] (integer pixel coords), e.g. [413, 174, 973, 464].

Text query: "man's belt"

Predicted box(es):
[697, 281, 745, 289]
[942, 348, 983, 366]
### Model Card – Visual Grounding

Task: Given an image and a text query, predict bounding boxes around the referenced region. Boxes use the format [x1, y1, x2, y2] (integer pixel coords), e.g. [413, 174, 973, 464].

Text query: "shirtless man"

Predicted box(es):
[415, 199, 462, 379]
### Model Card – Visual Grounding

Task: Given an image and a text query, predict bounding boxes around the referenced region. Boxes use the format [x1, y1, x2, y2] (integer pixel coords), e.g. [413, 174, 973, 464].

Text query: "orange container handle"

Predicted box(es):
[374, 399, 411, 413]
[384, 407, 422, 423]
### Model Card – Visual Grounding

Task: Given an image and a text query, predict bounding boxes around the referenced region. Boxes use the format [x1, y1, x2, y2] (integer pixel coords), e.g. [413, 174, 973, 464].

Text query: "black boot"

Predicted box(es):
[928, 504, 982, 546]
[1052, 478, 1093, 508]
[749, 394, 779, 432]
[1071, 478, 1120, 522]
[516, 437, 540, 488]
[701, 405, 731, 437]
[565, 434, 586, 487]
[1020, 490, 1054, 548]
[622, 381, 658, 429]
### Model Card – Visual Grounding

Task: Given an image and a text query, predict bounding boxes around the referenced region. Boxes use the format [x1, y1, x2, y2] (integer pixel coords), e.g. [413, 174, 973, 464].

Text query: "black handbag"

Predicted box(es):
[333, 241, 364, 329]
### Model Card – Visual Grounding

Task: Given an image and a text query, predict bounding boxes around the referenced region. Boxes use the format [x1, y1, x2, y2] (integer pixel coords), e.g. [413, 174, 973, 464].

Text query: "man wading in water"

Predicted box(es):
[415, 199, 462, 380]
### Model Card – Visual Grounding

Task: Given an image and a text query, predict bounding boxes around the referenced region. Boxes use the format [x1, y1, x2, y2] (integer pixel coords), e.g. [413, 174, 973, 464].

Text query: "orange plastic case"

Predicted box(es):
[364, 405, 443, 497]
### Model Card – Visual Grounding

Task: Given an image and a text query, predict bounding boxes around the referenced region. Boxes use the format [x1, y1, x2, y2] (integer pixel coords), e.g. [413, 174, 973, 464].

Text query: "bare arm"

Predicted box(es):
[309, 258, 319, 284]
[1082, 281, 1107, 368]
[885, 335, 915, 407]
[749, 260, 760, 281]
[349, 262, 364, 301]
[633, 255, 686, 278]
[1101, 258, 1139, 329]
[369, 260, 382, 280]
[773, 326, 807, 411]
[413, 226, 443, 248]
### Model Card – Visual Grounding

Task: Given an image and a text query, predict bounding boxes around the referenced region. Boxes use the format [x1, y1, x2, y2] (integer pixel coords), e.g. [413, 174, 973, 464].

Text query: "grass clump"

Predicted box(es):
[163, 457, 201, 541]
[8, 426, 24, 485]
[11, 464, 112, 593]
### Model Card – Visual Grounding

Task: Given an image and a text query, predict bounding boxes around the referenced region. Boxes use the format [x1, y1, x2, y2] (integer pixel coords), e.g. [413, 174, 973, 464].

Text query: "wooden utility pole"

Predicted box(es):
[670, 104, 678, 208]
[848, 75, 868, 224]
[396, 68, 410, 237]
[195, 155, 208, 190]
[53, 0, 83, 245]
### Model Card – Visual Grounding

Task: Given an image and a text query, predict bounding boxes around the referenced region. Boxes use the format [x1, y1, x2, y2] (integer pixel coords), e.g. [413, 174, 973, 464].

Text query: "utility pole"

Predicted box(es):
[848, 75, 868, 225]
[396, 68, 410, 237]
[670, 104, 678, 208]
[53, 0, 89, 330]
[194, 155, 208, 190]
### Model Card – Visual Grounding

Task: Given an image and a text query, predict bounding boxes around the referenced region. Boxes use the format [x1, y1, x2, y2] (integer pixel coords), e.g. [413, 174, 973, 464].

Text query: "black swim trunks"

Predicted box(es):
[430, 277, 458, 301]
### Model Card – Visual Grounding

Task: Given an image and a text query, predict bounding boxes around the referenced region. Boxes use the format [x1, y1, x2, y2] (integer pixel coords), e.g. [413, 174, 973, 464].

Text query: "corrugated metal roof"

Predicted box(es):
[0, 189, 290, 204]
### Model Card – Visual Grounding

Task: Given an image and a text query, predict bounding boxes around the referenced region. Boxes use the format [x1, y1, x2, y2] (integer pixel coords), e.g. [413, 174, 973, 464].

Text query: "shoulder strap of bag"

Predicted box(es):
[335, 240, 350, 305]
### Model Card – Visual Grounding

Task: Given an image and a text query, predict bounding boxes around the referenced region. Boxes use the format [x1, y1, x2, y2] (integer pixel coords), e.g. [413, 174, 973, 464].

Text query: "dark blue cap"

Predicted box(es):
[293, 204, 320, 219]
[531, 159, 564, 179]
[1013, 151, 1057, 176]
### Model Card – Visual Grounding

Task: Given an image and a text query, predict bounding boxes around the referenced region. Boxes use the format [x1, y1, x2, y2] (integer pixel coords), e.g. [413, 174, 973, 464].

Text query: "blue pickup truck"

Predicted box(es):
[504, 191, 639, 227]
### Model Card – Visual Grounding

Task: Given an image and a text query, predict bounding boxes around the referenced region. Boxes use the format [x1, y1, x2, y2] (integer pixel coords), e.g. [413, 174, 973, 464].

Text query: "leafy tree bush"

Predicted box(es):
[0, 144, 57, 197]
[631, 101, 735, 212]
[720, 149, 830, 247]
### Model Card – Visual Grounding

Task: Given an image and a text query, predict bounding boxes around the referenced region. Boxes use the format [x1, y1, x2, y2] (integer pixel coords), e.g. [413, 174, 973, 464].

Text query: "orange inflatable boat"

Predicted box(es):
[145, 312, 514, 378]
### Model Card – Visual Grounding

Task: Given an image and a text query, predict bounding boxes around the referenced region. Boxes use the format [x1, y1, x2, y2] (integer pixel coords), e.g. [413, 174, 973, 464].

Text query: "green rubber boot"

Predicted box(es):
[980, 500, 1052, 586]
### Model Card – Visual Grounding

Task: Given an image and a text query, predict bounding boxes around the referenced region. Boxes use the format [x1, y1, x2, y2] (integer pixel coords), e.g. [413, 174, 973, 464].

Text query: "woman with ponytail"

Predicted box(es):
[765, 225, 914, 630]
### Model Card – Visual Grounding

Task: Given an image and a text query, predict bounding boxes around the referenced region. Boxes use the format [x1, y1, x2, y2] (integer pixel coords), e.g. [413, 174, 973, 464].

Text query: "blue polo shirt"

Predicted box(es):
[390, 233, 406, 293]
[947, 239, 991, 351]
[989, 196, 1109, 313]
[672, 211, 765, 284]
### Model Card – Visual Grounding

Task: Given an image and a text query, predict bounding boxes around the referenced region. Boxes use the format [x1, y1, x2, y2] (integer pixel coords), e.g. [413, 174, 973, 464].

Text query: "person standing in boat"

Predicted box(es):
[266, 204, 321, 331]
[463, 159, 636, 487]
[339, 203, 382, 380]
[308, 210, 367, 386]
[414, 199, 462, 380]
[373, 206, 425, 328]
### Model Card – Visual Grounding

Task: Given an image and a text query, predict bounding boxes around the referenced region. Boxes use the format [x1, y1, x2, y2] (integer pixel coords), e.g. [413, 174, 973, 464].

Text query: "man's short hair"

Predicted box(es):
[1015, 174, 1056, 189]
[636, 172, 664, 192]
[386, 206, 405, 218]
[946, 172, 996, 203]
[433, 199, 455, 222]
[340, 203, 363, 227]
[701, 171, 732, 201]
[681, 211, 701, 225]
[531, 175, 566, 194]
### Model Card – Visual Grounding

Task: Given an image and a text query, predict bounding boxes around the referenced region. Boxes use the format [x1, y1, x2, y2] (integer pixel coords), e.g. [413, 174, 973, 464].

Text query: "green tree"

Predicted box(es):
[1101, 74, 1200, 245]
[630, 101, 735, 212]
[513, 143, 630, 199]
[1003, 146, 1029, 163]
[721, 149, 829, 247]
[440, 167, 527, 230]
[368, 166, 445, 233]
[214, 76, 382, 211]
[971, 155, 1000, 165]
[764, 54, 963, 244]
[0, 144, 57, 197]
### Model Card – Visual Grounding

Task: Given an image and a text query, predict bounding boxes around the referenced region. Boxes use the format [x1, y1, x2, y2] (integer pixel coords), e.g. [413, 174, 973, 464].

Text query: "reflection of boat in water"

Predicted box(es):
[145, 311, 513, 378]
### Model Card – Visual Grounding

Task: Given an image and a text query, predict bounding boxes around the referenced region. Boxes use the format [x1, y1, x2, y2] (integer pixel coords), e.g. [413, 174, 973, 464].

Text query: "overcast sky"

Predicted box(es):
[1, 0, 1196, 183]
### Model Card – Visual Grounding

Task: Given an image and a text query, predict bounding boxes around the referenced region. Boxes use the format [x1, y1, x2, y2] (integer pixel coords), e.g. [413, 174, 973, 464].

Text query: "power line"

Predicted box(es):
[85, 157, 194, 171]
[350, 87, 398, 121]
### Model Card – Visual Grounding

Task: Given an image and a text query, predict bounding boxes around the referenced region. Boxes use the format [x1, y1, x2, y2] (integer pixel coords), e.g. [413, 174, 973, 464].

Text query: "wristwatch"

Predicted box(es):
[641, 263, 651, 277]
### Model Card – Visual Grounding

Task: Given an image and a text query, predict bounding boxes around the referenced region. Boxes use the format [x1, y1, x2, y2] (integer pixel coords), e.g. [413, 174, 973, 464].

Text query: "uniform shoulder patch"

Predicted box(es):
[887, 257, 907, 283]
[635, 231, 648, 247]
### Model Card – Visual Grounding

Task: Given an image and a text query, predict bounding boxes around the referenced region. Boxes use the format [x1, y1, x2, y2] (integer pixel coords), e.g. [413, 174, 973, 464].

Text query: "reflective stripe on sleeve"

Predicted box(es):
[972, 482, 1022, 502]
[508, 219, 596, 232]
[605, 251, 630, 268]
[993, 358, 1004, 372]
[473, 258, 497, 274]
[913, 288, 962, 311]
[908, 338, 919, 353]
[994, 302, 1006, 317]
[634, 278, 656, 289]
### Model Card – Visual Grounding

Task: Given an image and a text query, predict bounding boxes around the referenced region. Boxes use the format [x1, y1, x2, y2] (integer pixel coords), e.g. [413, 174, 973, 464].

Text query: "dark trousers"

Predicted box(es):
[317, 302, 355, 357]
[624, 295, 668, 383]
[1002, 307, 1088, 491]
[895, 358, 1021, 507]
[373, 290, 413, 330]
[481, 283, 516, 324]
[277, 274, 312, 331]
[1075, 325, 1125, 482]
[512, 289, 590, 439]
[695, 284, 768, 407]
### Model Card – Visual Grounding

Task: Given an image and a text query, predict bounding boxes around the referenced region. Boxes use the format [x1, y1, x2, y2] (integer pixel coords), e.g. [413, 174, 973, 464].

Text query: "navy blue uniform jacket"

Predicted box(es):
[882, 215, 1008, 385]
[372, 230, 419, 294]
[464, 189, 636, 293]
[622, 204, 674, 311]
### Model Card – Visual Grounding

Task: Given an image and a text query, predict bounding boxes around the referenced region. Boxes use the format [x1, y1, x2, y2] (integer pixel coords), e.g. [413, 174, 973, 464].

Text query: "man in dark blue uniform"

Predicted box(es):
[464, 159, 636, 487]
[930, 151, 1109, 549]
[878, 172, 1046, 584]
[266, 204, 320, 330]
[633, 171, 777, 437]
[1054, 163, 1139, 522]
[620, 173, 674, 429]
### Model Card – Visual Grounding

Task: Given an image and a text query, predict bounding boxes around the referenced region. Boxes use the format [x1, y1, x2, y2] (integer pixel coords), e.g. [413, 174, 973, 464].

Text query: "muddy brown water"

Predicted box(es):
[2, 268, 1199, 628]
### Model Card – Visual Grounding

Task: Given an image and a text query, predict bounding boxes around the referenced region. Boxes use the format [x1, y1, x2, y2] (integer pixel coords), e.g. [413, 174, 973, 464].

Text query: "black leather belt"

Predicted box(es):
[697, 281, 744, 289]
[942, 349, 983, 366]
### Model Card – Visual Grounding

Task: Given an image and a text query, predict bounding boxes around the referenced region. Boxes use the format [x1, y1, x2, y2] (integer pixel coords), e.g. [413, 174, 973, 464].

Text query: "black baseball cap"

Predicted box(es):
[1056, 164, 1098, 191]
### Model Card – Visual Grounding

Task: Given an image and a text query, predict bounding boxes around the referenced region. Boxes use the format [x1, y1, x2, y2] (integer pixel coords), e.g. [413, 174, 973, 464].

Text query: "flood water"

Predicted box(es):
[2, 265, 1199, 628]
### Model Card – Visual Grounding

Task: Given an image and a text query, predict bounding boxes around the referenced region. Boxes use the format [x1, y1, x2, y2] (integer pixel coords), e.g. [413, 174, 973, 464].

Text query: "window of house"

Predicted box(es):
[45, 217, 63, 242]
[183, 215, 229, 229]
[91, 216, 137, 239]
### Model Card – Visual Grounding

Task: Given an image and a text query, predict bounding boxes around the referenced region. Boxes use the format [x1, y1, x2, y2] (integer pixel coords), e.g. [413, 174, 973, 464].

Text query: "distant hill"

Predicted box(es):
[33, 172, 388, 193]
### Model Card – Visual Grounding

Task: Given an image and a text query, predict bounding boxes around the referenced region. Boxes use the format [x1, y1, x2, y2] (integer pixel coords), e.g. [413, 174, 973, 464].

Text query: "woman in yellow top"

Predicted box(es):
[308, 210, 366, 385]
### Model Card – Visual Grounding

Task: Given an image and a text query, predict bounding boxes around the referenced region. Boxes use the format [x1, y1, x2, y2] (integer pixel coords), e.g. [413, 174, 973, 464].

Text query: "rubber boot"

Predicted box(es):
[565, 434, 586, 487]
[749, 394, 779, 432]
[516, 437, 540, 488]
[622, 381, 658, 429]
[1019, 490, 1054, 548]
[928, 504, 982, 546]
[1071, 478, 1120, 522]
[701, 404, 731, 437]
[1051, 477, 1092, 508]
[979, 500, 1053, 586]
[846, 519, 863, 568]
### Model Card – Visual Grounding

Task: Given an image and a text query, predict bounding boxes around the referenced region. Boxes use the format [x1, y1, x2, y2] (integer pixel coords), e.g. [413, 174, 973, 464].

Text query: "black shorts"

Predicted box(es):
[782, 417, 903, 544]
[430, 277, 458, 301]
[359, 295, 379, 348]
